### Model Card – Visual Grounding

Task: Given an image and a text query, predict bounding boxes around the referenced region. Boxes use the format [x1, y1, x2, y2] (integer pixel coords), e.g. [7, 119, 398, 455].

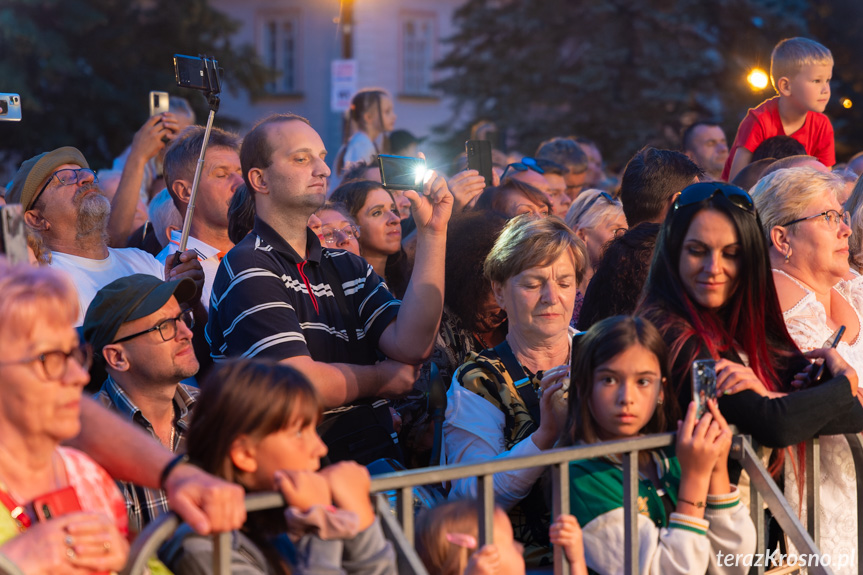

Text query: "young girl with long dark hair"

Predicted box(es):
[565, 315, 755, 574]
[161, 359, 396, 575]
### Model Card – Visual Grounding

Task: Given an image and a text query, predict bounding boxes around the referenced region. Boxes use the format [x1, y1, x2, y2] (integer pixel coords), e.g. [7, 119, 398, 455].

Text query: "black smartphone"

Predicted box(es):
[173, 54, 222, 93]
[466, 139, 493, 187]
[810, 325, 846, 385]
[0, 205, 28, 264]
[378, 154, 427, 191]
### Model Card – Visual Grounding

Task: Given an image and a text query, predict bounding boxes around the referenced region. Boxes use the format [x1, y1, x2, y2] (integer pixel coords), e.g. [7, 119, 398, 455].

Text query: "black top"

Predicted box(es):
[673, 335, 863, 448]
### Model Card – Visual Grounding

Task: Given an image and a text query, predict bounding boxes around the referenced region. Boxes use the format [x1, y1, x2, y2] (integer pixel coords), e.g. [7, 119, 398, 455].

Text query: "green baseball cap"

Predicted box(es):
[6, 147, 89, 210]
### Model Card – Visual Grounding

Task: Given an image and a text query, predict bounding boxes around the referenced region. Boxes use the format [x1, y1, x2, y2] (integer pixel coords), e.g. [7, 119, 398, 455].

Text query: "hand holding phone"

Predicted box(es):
[691, 359, 717, 419]
[809, 325, 846, 385]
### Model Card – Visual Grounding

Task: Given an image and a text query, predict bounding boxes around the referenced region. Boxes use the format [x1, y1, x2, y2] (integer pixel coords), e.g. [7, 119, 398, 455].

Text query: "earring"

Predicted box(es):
[657, 398, 663, 405]
[784, 248, 792, 263]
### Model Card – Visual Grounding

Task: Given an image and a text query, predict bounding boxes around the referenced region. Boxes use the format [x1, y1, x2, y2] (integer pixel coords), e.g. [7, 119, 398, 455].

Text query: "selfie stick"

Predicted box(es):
[173, 56, 221, 266]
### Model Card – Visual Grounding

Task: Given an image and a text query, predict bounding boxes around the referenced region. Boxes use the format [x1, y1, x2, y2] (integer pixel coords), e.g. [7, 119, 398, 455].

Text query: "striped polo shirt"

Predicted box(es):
[206, 217, 401, 365]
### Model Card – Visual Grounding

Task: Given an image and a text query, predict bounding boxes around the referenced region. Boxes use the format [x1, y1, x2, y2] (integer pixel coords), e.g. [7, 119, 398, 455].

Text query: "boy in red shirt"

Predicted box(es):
[723, 37, 834, 181]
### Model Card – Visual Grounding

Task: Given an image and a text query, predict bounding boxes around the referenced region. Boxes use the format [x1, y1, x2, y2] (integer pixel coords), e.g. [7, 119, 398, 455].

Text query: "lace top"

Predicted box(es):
[774, 268, 863, 573]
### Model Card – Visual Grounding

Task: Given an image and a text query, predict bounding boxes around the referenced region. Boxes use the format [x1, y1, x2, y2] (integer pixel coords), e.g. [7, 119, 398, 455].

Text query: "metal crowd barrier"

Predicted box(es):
[0, 433, 856, 575]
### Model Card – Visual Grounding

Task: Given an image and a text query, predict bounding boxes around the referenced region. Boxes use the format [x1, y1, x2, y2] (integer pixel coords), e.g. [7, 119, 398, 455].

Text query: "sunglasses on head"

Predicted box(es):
[500, 157, 545, 181]
[571, 190, 617, 224]
[673, 182, 755, 214]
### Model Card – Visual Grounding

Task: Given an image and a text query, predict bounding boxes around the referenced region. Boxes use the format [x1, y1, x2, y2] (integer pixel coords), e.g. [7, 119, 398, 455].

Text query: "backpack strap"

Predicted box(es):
[492, 340, 541, 425]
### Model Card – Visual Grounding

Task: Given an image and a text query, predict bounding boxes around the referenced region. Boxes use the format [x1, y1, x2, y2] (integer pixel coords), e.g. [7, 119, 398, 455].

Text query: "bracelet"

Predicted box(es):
[159, 453, 190, 491]
[677, 496, 706, 509]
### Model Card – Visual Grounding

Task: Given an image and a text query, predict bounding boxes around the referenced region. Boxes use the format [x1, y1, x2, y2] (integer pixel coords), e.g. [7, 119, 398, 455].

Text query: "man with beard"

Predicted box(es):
[84, 274, 200, 532]
[7, 147, 204, 324]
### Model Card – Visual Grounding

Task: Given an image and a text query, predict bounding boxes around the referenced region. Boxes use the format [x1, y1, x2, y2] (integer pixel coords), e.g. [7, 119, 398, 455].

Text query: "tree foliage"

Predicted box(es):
[435, 0, 817, 167]
[0, 0, 269, 168]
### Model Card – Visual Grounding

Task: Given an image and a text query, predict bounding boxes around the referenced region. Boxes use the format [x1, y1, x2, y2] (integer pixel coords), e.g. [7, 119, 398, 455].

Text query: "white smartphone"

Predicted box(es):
[149, 91, 170, 117]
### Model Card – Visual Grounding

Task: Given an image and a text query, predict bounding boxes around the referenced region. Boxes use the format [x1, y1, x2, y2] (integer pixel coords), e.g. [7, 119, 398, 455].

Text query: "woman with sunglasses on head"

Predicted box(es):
[565, 189, 628, 327]
[751, 167, 862, 571]
[639, 181, 863, 456]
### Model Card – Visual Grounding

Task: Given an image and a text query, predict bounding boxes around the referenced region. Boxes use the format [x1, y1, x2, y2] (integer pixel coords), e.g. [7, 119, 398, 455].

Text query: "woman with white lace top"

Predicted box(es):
[751, 166, 861, 573]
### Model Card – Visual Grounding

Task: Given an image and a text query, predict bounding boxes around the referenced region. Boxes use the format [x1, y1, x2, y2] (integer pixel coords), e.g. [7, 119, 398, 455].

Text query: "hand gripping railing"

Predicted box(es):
[6, 432, 848, 575]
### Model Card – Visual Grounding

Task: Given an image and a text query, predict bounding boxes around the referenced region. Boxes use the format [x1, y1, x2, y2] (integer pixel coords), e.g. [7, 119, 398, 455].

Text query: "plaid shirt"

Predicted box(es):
[94, 376, 197, 534]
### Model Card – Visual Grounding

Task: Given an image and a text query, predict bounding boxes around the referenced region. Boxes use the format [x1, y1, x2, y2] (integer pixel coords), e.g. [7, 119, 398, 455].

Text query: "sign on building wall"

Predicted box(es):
[331, 59, 358, 113]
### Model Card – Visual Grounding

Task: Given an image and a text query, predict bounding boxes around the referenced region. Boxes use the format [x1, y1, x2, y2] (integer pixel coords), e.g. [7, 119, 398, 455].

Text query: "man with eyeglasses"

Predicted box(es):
[84, 274, 200, 532]
[6, 147, 205, 325]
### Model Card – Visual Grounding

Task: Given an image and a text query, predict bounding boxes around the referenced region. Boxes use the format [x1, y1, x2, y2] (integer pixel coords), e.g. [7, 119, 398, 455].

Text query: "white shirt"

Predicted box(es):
[156, 231, 223, 311]
[50, 248, 164, 325]
[442, 377, 546, 510]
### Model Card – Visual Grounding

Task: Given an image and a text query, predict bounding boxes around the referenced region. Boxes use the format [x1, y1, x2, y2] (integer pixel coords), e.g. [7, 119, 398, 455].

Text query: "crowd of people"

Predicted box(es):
[2, 34, 863, 574]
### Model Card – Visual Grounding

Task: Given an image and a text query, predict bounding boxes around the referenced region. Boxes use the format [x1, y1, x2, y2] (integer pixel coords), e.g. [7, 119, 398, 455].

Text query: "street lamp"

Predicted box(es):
[747, 68, 769, 91]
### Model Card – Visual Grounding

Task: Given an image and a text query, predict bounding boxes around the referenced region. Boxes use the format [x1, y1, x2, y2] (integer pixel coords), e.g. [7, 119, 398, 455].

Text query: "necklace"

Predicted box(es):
[168, 425, 176, 453]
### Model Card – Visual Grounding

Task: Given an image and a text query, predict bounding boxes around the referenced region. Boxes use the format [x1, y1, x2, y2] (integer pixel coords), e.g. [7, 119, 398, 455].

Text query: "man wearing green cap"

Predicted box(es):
[84, 273, 200, 532]
[6, 146, 205, 325]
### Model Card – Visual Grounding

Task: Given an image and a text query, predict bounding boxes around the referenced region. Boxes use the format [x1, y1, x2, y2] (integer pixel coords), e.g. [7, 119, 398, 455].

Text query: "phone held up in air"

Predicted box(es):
[809, 325, 846, 385]
[149, 91, 170, 117]
[0, 205, 29, 265]
[378, 154, 427, 191]
[691, 359, 717, 419]
[0, 93, 22, 122]
[466, 139, 493, 187]
[173, 54, 222, 93]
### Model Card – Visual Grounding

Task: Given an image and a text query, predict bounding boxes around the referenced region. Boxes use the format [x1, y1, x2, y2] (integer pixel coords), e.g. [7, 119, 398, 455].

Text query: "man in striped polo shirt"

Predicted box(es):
[206, 114, 452, 455]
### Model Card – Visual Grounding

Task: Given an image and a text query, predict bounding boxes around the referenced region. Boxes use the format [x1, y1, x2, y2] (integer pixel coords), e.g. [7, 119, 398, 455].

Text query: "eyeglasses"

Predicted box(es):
[780, 209, 850, 229]
[612, 227, 628, 239]
[0, 342, 93, 381]
[571, 191, 617, 224]
[673, 182, 754, 214]
[32, 168, 98, 207]
[113, 308, 195, 344]
[500, 157, 545, 180]
[321, 224, 360, 245]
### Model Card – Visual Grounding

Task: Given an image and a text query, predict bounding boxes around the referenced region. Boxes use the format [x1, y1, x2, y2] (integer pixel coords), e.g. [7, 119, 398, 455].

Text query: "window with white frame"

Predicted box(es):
[259, 12, 299, 94]
[401, 13, 435, 96]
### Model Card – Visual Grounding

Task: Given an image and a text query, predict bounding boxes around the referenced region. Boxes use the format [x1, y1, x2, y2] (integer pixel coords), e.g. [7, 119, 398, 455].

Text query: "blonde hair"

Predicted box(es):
[0, 262, 78, 342]
[770, 37, 833, 91]
[564, 188, 626, 232]
[416, 500, 483, 575]
[484, 214, 588, 286]
[750, 167, 845, 244]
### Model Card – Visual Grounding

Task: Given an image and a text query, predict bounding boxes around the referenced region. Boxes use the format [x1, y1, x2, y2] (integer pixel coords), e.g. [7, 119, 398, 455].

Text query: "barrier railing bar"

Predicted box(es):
[734, 436, 765, 575]
[844, 433, 863, 575]
[370, 434, 675, 493]
[375, 494, 430, 575]
[397, 486, 414, 546]
[806, 437, 820, 545]
[120, 511, 180, 575]
[551, 461, 571, 575]
[0, 553, 24, 575]
[477, 474, 495, 547]
[213, 531, 231, 575]
[739, 439, 830, 575]
[623, 450, 639, 575]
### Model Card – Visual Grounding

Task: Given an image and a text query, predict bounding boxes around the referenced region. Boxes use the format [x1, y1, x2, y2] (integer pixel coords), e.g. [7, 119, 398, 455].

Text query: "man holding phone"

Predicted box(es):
[207, 114, 453, 460]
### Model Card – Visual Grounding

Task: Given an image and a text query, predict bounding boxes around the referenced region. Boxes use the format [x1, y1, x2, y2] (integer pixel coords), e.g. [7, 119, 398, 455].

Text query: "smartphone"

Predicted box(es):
[0, 205, 28, 264]
[33, 486, 82, 522]
[0, 93, 22, 122]
[378, 154, 427, 191]
[149, 90, 170, 117]
[466, 140, 493, 187]
[810, 325, 846, 385]
[691, 359, 717, 419]
[174, 54, 221, 93]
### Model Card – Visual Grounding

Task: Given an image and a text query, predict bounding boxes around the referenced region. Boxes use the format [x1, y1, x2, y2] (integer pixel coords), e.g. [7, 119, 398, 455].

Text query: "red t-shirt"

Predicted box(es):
[722, 96, 835, 181]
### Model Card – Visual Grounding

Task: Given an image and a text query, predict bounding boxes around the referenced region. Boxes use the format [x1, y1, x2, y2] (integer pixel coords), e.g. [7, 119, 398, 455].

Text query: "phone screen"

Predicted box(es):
[691, 359, 717, 419]
[378, 154, 427, 191]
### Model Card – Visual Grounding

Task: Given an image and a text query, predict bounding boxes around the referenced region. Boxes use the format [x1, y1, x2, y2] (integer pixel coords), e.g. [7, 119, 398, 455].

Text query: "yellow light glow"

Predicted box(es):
[842, 98, 853, 109]
[747, 69, 769, 90]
